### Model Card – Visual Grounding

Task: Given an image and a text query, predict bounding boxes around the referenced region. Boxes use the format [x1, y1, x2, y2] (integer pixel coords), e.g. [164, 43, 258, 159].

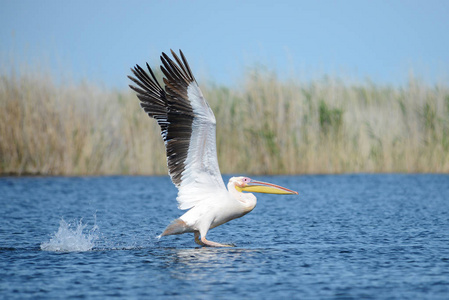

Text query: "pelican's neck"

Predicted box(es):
[227, 181, 257, 213]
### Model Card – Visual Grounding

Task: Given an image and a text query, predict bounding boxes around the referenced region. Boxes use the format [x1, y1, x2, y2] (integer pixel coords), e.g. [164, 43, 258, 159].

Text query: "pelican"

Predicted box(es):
[128, 50, 298, 247]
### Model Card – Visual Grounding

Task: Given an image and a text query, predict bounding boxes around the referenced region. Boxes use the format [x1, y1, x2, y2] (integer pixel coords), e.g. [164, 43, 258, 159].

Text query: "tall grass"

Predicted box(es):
[1, 66, 448, 175]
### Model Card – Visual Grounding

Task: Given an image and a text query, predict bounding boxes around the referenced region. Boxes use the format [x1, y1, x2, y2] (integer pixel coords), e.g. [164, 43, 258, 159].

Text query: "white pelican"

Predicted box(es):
[128, 50, 298, 247]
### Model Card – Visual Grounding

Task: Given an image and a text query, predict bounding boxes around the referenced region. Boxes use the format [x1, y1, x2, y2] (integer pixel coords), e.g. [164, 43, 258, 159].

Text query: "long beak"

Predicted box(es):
[239, 180, 298, 195]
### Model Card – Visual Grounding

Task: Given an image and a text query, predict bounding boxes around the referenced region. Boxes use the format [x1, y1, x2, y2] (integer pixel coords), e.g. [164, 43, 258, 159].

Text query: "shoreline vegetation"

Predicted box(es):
[1, 67, 449, 176]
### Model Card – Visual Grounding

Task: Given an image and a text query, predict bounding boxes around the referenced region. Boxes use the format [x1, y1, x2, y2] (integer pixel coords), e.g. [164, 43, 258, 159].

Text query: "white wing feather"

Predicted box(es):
[177, 82, 226, 210]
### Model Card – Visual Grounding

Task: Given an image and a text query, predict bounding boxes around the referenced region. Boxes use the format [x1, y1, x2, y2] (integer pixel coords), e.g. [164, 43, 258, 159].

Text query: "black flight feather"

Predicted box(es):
[128, 49, 196, 187]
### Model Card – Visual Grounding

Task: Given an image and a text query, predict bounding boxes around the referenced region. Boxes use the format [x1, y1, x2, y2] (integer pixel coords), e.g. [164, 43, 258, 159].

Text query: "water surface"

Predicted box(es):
[1, 174, 448, 299]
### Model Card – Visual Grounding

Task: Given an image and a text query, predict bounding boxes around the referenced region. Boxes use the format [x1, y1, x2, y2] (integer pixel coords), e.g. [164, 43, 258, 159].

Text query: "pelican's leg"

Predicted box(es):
[200, 236, 234, 247]
[194, 232, 205, 246]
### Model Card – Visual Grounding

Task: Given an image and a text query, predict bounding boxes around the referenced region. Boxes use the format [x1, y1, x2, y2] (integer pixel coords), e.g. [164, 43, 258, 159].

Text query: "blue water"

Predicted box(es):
[1, 174, 448, 299]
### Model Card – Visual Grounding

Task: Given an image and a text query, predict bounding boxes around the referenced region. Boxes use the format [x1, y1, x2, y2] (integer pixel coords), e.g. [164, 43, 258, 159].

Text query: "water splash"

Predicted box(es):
[41, 218, 99, 252]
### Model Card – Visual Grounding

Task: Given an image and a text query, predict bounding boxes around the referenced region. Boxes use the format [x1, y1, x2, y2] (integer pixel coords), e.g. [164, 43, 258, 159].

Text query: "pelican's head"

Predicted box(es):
[229, 176, 298, 195]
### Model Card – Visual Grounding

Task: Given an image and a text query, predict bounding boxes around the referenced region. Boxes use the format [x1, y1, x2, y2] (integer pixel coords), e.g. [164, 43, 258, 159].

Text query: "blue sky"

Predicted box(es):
[1, 0, 449, 88]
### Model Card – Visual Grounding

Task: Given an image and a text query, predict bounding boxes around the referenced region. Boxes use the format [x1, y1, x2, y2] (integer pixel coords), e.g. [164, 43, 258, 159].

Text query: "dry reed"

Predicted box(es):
[1, 66, 448, 175]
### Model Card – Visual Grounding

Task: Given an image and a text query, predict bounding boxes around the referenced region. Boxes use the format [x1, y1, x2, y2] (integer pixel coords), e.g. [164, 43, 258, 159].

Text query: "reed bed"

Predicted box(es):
[1, 66, 448, 175]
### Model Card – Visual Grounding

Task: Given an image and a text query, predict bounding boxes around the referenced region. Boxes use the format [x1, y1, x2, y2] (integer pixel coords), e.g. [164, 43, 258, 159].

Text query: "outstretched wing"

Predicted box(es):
[128, 49, 226, 210]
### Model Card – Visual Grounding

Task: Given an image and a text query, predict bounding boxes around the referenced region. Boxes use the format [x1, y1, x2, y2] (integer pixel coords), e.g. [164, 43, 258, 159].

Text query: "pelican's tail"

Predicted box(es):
[160, 219, 188, 237]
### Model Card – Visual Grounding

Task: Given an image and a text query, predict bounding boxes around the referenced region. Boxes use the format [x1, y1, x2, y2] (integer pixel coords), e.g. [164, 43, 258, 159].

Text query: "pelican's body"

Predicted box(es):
[162, 178, 257, 246]
[129, 50, 297, 247]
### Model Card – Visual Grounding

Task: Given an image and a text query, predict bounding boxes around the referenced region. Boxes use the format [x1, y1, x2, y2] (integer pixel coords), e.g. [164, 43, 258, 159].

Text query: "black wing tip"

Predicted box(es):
[128, 84, 138, 92]
[170, 49, 179, 57]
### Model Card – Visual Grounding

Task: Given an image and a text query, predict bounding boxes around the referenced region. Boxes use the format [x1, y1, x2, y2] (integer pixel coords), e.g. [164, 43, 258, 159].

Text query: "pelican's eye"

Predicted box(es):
[242, 177, 251, 185]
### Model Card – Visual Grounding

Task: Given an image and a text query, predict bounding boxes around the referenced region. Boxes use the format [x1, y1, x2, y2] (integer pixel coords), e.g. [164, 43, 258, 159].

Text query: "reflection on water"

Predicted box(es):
[154, 247, 263, 281]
